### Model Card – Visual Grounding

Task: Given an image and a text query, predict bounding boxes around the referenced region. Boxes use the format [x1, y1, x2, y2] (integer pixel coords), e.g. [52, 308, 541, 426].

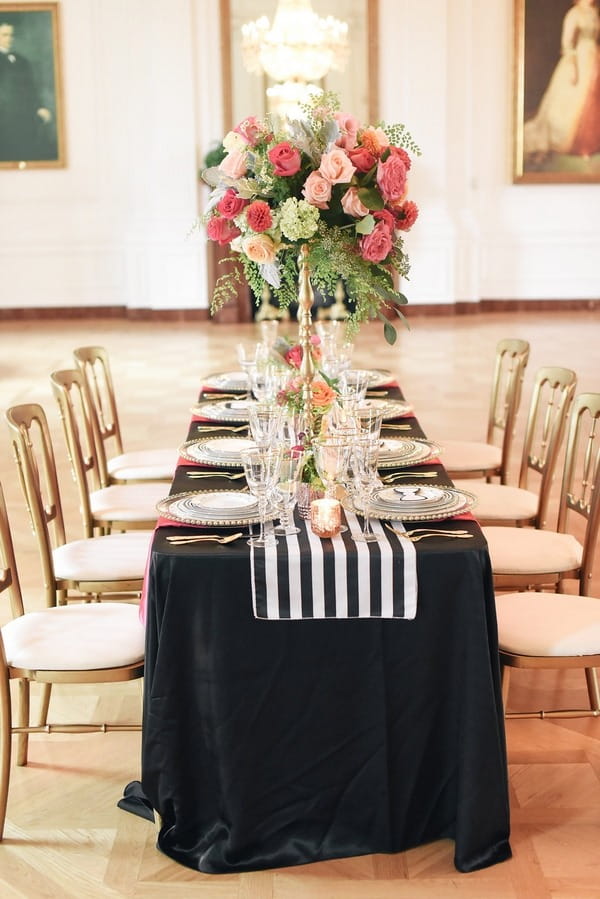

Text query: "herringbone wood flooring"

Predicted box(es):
[1, 309, 599, 897]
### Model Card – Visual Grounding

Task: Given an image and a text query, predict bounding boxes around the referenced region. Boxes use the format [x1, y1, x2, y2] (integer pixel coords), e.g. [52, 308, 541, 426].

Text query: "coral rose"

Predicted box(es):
[347, 146, 376, 173]
[245, 200, 273, 232]
[341, 187, 369, 218]
[302, 171, 332, 209]
[217, 188, 248, 219]
[359, 221, 393, 263]
[319, 147, 356, 185]
[206, 216, 241, 246]
[376, 153, 407, 202]
[242, 233, 277, 264]
[268, 141, 302, 176]
[334, 112, 359, 150]
[311, 380, 337, 408]
[389, 145, 412, 170]
[374, 208, 396, 234]
[219, 149, 248, 179]
[284, 344, 303, 368]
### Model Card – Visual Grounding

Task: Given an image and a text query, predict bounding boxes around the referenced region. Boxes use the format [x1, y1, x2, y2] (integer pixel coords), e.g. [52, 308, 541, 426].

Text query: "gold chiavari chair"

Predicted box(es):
[73, 345, 176, 484]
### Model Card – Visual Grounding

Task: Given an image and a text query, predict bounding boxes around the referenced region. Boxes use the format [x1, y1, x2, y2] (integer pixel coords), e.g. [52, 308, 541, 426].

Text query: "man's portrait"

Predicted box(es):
[0, 2, 65, 168]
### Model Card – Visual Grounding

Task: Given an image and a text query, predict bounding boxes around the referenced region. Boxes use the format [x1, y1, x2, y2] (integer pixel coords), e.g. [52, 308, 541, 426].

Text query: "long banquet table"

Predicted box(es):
[141, 379, 512, 874]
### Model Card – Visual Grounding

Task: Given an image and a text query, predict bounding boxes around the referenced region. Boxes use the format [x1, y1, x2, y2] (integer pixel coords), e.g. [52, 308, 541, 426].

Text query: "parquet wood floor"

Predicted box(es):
[1, 309, 599, 897]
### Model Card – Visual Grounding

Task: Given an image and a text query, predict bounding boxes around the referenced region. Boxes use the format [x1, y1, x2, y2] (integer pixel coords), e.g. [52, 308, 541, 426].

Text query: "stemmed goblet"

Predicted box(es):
[271, 450, 303, 536]
[248, 402, 283, 450]
[351, 435, 382, 542]
[240, 447, 281, 548]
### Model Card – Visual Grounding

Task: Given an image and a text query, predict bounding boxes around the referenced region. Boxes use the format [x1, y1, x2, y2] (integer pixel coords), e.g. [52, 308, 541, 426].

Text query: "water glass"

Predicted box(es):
[339, 369, 370, 404]
[248, 402, 283, 449]
[241, 447, 281, 548]
[351, 436, 381, 542]
[272, 451, 303, 535]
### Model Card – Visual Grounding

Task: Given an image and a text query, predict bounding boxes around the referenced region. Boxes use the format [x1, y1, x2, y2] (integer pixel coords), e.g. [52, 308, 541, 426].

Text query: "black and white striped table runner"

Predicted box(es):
[250, 510, 418, 620]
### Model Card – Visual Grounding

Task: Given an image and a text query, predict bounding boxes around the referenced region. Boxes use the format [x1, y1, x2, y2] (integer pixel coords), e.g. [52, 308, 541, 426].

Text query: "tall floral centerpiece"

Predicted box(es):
[200, 92, 419, 486]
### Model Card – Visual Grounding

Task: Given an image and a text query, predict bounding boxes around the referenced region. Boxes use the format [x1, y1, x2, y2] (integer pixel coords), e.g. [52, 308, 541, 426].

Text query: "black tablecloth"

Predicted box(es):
[140, 388, 511, 874]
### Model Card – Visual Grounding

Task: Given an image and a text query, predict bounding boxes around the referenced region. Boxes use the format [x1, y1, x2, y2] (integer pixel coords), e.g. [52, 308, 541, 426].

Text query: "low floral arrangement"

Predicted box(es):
[277, 375, 338, 488]
[200, 92, 420, 344]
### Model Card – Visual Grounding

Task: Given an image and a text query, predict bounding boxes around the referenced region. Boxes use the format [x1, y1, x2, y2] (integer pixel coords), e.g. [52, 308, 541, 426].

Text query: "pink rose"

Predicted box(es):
[234, 115, 262, 146]
[219, 149, 248, 179]
[319, 147, 356, 185]
[341, 187, 369, 218]
[347, 146, 376, 173]
[206, 215, 241, 246]
[285, 344, 303, 368]
[389, 145, 412, 170]
[245, 200, 273, 233]
[334, 112, 359, 150]
[376, 153, 408, 202]
[268, 141, 302, 176]
[217, 188, 248, 219]
[374, 208, 396, 234]
[242, 233, 276, 264]
[359, 221, 393, 263]
[394, 200, 419, 232]
[302, 171, 332, 209]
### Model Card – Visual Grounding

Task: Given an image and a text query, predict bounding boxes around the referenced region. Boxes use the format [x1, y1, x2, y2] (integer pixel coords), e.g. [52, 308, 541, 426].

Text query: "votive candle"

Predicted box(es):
[310, 497, 342, 538]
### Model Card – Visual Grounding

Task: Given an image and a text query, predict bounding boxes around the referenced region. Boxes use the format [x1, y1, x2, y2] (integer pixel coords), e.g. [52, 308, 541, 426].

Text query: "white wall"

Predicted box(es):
[1, 0, 598, 312]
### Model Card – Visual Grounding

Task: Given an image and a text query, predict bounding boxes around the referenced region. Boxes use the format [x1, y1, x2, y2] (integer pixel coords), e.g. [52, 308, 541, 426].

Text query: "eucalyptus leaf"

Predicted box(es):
[355, 214, 375, 235]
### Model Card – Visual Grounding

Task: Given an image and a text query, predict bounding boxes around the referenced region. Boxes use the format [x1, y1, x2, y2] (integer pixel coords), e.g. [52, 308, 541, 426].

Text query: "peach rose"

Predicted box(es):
[242, 233, 276, 265]
[302, 171, 332, 209]
[219, 149, 248, 179]
[319, 147, 356, 185]
[341, 187, 369, 218]
[311, 380, 337, 408]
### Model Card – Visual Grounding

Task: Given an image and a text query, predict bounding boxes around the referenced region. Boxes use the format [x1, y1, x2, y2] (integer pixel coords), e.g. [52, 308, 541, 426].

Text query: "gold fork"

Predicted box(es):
[384, 523, 473, 541]
[166, 532, 244, 545]
[382, 424, 412, 431]
[196, 424, 248, 433]
[201, 392, 249, 400]
[186, 471, 246, 479]
[381, 471, 439, 482]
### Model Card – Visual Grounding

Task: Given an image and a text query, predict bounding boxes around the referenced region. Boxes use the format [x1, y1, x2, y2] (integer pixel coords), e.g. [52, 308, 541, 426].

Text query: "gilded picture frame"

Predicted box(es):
[0, 2, 66, 169]
[513, 0, 600, 183]
[220, 0, 379, 132]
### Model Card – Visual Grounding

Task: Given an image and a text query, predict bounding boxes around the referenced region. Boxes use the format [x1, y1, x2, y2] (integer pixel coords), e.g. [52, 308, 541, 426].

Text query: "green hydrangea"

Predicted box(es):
[279, 198, 320, 241]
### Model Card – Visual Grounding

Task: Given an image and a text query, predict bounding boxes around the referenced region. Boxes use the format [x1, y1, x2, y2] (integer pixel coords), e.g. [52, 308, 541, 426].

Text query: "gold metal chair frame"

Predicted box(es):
[0, 481, 143, 841]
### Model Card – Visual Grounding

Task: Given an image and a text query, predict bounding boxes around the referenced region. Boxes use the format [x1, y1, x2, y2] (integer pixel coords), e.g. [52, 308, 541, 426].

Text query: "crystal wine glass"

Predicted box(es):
[351, 435, 381, 542]
[271, 450, 303, 535]
[248, 402, 283, 450]
[241, 447, 281, 548]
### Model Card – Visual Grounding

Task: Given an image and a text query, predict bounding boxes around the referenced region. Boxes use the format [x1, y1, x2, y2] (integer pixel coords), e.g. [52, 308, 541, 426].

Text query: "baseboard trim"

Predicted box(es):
[0, 298, 598, 322]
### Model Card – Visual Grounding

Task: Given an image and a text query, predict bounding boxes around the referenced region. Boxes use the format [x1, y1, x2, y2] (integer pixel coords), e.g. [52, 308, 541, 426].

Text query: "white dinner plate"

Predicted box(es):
[359, 484, 477, 522]
[376, 438, 441, 468]
[358, 398, 413, 420]
[157, 490, 269, 526]
[190, 399, 254, 422]
[178, 436, 257, 467]
[202, 371, 249, 392]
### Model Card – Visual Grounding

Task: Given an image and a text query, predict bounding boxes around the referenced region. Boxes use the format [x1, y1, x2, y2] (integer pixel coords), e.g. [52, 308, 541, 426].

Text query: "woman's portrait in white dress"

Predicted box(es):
[515, 0, 600, 181]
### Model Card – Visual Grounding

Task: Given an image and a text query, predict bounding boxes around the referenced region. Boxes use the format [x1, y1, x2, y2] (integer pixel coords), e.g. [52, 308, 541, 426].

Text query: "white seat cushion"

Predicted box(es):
[483, 526, 583, 575]
[2, 603, 145, 670]
[453, 481, 538, 521]
[438, 440, 501, 473]
[52, 531, 153, 581]
[497, 592, 600, 656]
[108, 448, 176, 482]
[90, 482, 167, 523]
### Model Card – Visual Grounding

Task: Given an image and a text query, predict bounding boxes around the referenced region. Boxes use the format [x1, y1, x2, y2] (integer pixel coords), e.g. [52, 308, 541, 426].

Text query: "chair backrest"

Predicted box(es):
[73, 346, 124, 462]
[50, 369, 107, 538]
[556, 393, 600, 595]
[4, 404, 65, 607]
[0, 480, 25, 621]
[486, 338, 530, 482]
[517, 366, 577, 528]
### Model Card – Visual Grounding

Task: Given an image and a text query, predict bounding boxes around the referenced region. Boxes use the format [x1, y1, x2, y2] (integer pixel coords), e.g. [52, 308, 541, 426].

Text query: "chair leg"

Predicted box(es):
[585, 667, 600, 712]
[16, 679, 30, 767]
[0, 673, 12, 841]
[500, 663, 511, 712]
[38, 683, 52, 727]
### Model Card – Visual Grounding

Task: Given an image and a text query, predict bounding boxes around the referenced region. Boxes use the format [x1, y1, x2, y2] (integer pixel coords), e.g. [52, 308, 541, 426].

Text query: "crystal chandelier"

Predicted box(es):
[241, 0, 349, 89]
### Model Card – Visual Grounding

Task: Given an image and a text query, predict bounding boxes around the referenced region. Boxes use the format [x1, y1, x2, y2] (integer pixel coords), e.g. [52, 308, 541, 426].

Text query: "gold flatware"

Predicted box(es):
[381, 424, 412, 431]
[201, 392, 249, 400]
[166, 532, 244, 545]
[366, 390, 388, 397]
[185, 471, 246, 480]
[384, 523, 473, 542]
[381, 471, 439, 482]
[196, 424, 248, 433]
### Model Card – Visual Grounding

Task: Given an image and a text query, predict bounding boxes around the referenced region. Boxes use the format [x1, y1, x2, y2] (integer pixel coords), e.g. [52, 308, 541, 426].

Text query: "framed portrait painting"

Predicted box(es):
[513, 0, 600, 183]
[0, 2, 65, 169]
